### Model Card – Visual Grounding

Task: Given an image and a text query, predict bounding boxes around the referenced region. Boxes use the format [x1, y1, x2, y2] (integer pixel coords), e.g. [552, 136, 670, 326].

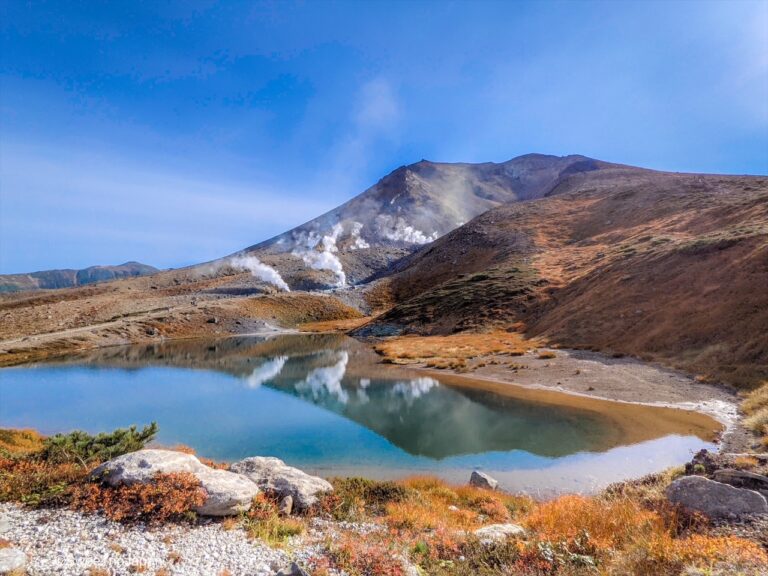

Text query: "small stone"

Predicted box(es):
[469, 470, 498, 490]
[279, 495, 293, 516]
[713, 469, 768, 492]
[0, 547, 27, 574]
[474, 523, 526, 543]
[275, 561, 310, 576]
[0, 515, 10, 534]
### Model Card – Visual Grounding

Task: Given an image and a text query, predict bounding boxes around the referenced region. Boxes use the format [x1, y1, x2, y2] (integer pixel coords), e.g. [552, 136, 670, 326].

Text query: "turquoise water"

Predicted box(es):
[0, 334, 714, 494]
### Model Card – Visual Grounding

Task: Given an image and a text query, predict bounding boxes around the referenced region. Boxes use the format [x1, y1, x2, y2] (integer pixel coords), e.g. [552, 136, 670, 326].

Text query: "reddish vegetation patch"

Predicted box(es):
[70, 472, 206, 525]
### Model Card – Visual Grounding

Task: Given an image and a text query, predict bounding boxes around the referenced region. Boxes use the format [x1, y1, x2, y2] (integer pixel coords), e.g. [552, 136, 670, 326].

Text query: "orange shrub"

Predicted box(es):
[732, 456, 759, 470]
[71, 472, 206, 524]
[525, 494, 660, 551]
[0, 456, 87, 506]
[623, 531, 768, 574]
[0, 429, 45, 457]
[326, 532, 405, 576]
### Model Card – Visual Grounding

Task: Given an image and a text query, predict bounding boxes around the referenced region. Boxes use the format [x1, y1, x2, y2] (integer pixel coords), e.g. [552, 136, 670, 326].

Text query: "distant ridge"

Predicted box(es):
[0, 261, 159, 293]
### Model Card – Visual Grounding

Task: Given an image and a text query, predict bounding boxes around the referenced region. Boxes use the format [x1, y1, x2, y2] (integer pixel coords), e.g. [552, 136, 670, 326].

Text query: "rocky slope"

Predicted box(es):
[356, 167, 768, 389]
[0, 261, 158, 293]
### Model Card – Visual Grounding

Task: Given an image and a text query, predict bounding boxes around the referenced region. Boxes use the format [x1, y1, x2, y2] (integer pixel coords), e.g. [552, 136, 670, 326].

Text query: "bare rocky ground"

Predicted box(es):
[0, 503, 366, 576]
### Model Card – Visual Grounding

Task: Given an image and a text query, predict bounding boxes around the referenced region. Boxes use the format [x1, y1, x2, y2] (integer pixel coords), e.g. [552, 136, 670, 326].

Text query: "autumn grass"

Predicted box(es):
[373, 331, 540, 367]
[742, 381, 768, 450]
[298, 316, 372, 333]
[240, 493, 305, 546]
[0, 428, 45, 457]
[239, 292, 363, 328]
[306, 474, 766, 576]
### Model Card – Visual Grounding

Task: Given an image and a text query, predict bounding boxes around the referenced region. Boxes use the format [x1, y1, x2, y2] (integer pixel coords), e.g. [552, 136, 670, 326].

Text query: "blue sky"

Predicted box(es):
[1, 0, 767, 273]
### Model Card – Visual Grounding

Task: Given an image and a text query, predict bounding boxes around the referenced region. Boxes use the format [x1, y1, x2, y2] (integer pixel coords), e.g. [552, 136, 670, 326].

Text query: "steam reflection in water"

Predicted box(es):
[0, 334, 717, 495]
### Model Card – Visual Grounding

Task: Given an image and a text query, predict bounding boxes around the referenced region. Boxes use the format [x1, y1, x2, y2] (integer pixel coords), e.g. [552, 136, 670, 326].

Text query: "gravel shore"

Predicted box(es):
[1, 504, 294, 576]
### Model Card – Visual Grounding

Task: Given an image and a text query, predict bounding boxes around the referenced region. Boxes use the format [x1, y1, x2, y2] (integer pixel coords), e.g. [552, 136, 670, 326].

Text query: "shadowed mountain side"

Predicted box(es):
[357, 168, 768, 388]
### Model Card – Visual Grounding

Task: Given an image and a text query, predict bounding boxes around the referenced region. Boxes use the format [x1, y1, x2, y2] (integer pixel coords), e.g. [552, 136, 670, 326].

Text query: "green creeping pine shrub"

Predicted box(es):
[41, 423, 158, 466]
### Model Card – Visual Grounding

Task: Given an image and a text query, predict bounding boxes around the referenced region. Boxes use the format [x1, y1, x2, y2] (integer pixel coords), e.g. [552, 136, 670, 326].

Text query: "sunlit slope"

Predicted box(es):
[358, 167, 768, 388]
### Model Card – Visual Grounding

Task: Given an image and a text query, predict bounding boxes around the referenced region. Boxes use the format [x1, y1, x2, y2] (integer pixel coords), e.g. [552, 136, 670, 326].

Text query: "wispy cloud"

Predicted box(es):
[0, 142, 331, 272]
[322, 76, 402, 193]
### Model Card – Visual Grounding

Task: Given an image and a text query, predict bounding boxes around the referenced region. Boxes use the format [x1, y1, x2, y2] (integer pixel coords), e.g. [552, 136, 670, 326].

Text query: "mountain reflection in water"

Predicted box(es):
[0, 334, 717, 494]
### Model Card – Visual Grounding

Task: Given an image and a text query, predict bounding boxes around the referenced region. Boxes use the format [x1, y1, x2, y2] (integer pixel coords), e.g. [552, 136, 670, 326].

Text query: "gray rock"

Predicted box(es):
[279, 495, 293, 516]
[275, 562, 309, 576]
[231, 457, 332, 510]
[666, 475, 768, 518]
[0, 547, 27, 574]
[194, 468, 260, 517]
[92, 449, 259, 516]
[473, 523, 526, 543]
[0, 515, 10, 535]
[713, 468, 768, 492]
[91, 449, 208, 484]
[469, 470, 498, 490]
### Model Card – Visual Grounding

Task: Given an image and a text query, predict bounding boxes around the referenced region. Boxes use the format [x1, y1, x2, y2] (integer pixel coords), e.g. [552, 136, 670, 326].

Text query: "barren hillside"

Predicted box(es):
[357, 168, 768, 388]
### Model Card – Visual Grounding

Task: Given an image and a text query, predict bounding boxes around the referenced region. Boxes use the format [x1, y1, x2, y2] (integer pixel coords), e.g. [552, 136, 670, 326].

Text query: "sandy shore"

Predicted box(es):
[414, 346, 751, 452]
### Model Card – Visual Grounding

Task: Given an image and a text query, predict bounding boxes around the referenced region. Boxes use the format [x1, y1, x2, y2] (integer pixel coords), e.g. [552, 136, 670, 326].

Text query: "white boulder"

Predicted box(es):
[91, 449, 208, 484]
[230, 456, 332, 510]
[474, 523, 527, 543]
[0, 548, 27, 575]
[92, 449, 259, 516]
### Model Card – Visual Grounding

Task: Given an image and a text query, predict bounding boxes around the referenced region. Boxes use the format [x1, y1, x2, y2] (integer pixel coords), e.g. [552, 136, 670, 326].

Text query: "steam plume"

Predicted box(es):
[377, 215, 437, 244]
[292, 223, 346, 286]
[229, 255, 290, 291]
[349, 221, 370, 250]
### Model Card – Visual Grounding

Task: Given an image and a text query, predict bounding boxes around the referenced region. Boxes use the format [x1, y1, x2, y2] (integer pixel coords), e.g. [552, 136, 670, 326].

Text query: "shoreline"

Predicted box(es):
[1, 327, 748, 454]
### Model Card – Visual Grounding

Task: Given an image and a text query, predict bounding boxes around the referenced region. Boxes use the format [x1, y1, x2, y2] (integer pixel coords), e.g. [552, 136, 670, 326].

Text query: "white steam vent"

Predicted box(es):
[349, 221, 370, 250]
[292, 223, 346, 286]
[377, 215, 438, 244]
[229, 255, 291, 292]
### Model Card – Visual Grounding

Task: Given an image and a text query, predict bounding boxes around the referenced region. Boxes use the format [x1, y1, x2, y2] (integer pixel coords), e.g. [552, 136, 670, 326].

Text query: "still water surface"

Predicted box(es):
[0, 334, 718, 495]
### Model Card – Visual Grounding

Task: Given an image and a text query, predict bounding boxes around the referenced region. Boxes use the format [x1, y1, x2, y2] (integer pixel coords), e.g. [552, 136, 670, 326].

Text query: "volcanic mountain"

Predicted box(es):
[234, 154, 619, 289]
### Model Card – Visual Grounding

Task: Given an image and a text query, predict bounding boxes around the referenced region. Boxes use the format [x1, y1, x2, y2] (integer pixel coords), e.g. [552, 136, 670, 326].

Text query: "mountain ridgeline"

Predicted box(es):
[0, 262, 158, 293]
